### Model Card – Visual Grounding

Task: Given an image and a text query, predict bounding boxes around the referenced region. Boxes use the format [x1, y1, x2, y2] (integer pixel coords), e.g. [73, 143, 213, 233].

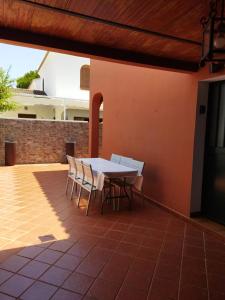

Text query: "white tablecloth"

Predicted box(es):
[80, 158, 141, 191]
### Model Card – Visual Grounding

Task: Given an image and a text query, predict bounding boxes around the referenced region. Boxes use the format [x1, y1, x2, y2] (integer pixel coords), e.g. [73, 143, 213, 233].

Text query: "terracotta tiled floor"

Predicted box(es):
[0, 163, 224, 300]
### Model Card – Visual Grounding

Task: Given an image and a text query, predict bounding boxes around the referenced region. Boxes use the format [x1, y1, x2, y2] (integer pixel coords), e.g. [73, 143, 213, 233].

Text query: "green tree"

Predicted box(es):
[16, 70, 40, 89]
[0, 68, 17, 112]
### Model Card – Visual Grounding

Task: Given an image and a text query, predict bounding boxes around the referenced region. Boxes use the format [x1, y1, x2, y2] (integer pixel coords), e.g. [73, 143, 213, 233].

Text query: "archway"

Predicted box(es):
[89, 92, 103, 157]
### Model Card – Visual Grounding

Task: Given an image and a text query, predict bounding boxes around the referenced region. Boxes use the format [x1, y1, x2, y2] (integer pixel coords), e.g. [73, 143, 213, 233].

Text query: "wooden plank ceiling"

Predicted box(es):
[0, 0, 208, 72]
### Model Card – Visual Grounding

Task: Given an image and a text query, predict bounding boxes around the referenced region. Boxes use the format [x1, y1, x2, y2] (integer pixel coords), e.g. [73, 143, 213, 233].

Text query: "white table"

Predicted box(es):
[80, 157, 138, 191]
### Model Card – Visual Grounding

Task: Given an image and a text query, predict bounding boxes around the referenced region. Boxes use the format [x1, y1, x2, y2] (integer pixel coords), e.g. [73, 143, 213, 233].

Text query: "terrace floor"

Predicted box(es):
[0, 164, 224, 300]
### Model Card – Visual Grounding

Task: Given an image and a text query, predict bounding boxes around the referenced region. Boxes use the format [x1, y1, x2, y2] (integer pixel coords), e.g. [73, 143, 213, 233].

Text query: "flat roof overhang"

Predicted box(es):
[0, 0, 206, 72]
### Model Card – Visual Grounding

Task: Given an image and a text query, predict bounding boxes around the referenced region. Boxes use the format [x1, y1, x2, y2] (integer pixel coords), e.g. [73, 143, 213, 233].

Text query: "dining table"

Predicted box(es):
[79, 157, 140, 211]
[80, 157, 138, 190]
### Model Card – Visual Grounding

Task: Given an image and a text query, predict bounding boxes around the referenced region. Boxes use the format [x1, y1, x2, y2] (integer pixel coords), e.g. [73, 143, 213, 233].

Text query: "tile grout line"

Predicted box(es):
[0, 238, 85, 299]
[146, 217, 171, 299]
[115, 221, 149, 299]
[114, 222, 149, 299]
[203, 232, 210, 300]
[177, 222, 186, 300]
[18, 252, 86, 300]
[82, 221, 134, 300]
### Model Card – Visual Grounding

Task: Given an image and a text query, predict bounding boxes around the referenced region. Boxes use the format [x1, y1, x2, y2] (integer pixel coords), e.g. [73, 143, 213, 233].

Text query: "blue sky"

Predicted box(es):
[0, 43, 46, 81]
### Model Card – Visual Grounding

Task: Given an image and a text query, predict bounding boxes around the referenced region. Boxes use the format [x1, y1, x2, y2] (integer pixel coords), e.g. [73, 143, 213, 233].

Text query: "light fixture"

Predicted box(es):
[200, 0, 225, 70]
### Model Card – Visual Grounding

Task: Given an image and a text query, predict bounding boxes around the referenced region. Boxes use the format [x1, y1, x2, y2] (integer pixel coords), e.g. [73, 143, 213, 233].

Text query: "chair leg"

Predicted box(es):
[70, 181, 75, 200]
[86, 191, 92, 216]
[65, 177, 69, 194]
[77, 186, 82, 207]
[112, 186, 116, 211]
[117, 187, 122, 211]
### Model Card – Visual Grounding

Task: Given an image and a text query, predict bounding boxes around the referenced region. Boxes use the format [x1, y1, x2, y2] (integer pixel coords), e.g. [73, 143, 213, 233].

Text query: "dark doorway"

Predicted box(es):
[202, 81, 225, 225]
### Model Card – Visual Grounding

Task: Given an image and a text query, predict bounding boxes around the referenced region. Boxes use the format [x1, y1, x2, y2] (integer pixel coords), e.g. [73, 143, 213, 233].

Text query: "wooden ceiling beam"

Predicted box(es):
[0, 27, 199, 72]
[17, 0, 201, 46]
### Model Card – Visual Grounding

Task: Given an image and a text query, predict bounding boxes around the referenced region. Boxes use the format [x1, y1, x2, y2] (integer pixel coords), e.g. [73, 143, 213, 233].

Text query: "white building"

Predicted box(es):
[0, 52, 102, 121]
[0, 88, 90, 121]
[30, 52, 90, 100]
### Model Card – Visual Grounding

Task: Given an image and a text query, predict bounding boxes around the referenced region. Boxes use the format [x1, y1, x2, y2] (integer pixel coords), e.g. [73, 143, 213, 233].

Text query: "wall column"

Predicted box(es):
[54, 106, 64, 120]
[89, 93, 103, 157]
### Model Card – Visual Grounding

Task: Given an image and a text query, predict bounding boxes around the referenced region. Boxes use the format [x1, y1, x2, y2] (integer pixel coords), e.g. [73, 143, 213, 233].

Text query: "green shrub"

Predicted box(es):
[0, 68, 17, 112]
[16, 70, 40, 89]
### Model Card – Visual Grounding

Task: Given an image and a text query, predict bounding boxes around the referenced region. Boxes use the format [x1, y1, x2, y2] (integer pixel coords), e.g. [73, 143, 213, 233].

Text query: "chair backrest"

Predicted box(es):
[119, 155, 133, 167]
[127, 159, 145, 176]
[82, 162, 94, 186]
[67, 155, 75, 173]
[110, 153, 121, 164]
[75, 159, 84, 179]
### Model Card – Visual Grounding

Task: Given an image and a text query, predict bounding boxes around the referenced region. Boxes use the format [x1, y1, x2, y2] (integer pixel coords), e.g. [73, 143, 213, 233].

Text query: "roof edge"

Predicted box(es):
[37, 51, 49, 72]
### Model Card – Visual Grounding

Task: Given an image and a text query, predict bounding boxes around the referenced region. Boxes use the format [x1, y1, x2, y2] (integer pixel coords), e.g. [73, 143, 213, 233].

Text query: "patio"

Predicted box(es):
[0, 164, 224, 300]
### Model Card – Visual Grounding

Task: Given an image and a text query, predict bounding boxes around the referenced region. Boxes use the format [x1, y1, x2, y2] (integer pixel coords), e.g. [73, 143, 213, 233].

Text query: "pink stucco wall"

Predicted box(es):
[90, 59, 201, 216]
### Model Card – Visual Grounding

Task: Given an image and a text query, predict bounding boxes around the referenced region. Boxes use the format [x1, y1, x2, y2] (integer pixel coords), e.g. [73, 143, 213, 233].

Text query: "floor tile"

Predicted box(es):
[49, 240, 74, 253]
[122, 232, 144, 245]
[208, 273, 225, 294]
[206, 259, 225, 276]
[129, 258, 156, 277]
[76, 256, 105, 277]
[155, 262, 180, 281]
[136, 246, 159, 261]
[105, 230, 125, 241]
[0, 164, 225, 300]
[97, 238, 119, 250]
[0, 274, 34, 297]
[142, 237, 163, 249]
[40, 265, 71, 286]
[55, 253, 82, 271]
[67, 240, 95, 258]
[123, 270, 152, 291]
[181, 269, 207, 289]
[99, 262, 128, 285]
[112, 222, 130, 232]
[51, 288, 82, 300]
[0, 255, 30, 272]
[87, 278, 120, 300]
[35, 249, 62, 264]
[88, 247, 112, 263]
[179, 285, 208, 300]
[20, 281, 57, 300]
[0, 293, 15, 300]
[116, 242, 139, 257]
[63, 272, 94, 294]
[149, 277, 178, 300]
[110, 253, 132, 271]
[19, 260, 50, 279]
[116, 286, 147, 300]
[183, 245, 204, 259]
[0, 269, 13, 285]
[17, 245, 44, 259]
[182, 256, 205, 273]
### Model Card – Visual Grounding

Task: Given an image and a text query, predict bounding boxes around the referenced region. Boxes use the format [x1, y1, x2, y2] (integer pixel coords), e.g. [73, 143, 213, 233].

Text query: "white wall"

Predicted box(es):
[0, 105, 55, 120]
[38, 52, 90, 100]
[38, 53, 57, 96]
[29, 78, 43, 91]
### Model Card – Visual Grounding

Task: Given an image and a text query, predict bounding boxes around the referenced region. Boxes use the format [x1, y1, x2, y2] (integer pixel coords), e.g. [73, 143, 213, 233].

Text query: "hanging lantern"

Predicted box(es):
[200, 0, 225, 68]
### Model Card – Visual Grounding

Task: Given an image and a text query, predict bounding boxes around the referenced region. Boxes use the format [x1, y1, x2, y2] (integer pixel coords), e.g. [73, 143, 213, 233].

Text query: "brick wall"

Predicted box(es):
[0, 119, 89, 165]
